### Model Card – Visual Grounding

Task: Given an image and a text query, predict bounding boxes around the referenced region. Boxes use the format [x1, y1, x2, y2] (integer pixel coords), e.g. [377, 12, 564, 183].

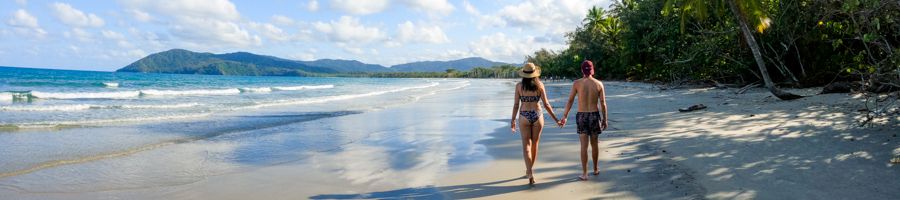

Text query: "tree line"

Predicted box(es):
[311, 65, 523, 78]
[526, 0, 899, 95]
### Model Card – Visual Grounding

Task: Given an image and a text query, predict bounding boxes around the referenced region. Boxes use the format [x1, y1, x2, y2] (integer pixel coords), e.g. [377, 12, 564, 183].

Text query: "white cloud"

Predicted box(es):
[128, 27, 166, 49]
[271, 15, 294, 26]
[6, 9, 47, 38]
[495, 0, 610, 35]
[395, 21, 449, 44]
[461, 0, 505, 29]
[467, 32, 563, 63]
[343, 46, 363, 54]
[106, 49, 147, 60]
[101, 30, 126, 40]
[462, 0, 478, 15]
[50, 2, 105, 27]
[122, 0, 241, 20]
[307, 0, 320, 12]
[313, 16, 384, 43]
[101, 30, 135, 48]
[329, 0, 389, 15]
[121, 0, 261, 48]
[170, 18, 261, 47]
[64, 28, 94, 42]
[7, 9, 39, 28]
[15, 0, 27, 6]
[399, 0, 454, 16]
[249, 22, 291, 42]
[126, 9, 152, 22]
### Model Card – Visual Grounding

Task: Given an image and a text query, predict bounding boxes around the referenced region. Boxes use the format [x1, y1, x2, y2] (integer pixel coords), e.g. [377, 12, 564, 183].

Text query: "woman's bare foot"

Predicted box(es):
[592, 170, 599, 176]
[578, 174, 588, 181]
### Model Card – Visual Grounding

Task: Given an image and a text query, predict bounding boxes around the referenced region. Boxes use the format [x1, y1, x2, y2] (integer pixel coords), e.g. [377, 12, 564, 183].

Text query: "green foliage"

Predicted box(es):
[527, 0, 900, 86]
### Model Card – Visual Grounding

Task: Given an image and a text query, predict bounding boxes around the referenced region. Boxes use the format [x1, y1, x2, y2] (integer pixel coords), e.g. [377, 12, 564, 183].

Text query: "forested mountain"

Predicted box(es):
[117, 49, 336, 76]
[117, 49, 511, 76]
[390, 57, 512, 72]
[301, 59, 391, 72]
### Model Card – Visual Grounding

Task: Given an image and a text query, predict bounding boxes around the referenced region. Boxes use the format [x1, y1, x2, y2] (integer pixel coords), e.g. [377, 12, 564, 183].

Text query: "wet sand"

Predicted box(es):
[2, 79, 898, 199]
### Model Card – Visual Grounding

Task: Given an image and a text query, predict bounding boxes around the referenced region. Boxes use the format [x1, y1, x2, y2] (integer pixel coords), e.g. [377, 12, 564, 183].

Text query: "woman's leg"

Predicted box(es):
[529, 116, 544, 170]
[518, 117, 533, 178]
[590, 134, 599, 175]
[579, 134, 589, 180]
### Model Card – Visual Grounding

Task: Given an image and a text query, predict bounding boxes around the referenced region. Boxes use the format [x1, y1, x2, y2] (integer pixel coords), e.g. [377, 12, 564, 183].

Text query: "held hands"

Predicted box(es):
[557, 118, 567, 128]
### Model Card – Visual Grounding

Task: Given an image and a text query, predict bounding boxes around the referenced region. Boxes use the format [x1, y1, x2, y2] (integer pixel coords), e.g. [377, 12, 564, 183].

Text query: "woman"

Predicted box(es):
[510, 62, 560, 185]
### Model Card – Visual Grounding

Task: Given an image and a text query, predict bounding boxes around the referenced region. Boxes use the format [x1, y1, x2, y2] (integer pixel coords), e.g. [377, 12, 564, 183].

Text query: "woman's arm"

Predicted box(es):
[539, 84, 559, 123]
[511, 83, 520, 133]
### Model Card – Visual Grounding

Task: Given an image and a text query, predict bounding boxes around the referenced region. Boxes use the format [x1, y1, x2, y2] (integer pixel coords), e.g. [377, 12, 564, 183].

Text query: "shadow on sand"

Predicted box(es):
[309, 176, 578, 199]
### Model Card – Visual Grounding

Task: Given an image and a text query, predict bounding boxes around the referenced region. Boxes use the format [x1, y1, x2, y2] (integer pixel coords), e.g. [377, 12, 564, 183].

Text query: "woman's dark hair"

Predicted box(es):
[521, 77, 538, 91]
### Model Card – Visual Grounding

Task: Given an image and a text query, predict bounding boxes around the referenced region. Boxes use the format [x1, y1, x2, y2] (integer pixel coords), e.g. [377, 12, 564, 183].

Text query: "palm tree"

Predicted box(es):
[584, 6, 605, 31]
[664, 0, 802, 100]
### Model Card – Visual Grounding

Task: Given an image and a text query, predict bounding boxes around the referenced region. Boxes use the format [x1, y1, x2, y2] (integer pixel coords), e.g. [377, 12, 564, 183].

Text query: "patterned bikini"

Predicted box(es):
[519, 95, 541, 123]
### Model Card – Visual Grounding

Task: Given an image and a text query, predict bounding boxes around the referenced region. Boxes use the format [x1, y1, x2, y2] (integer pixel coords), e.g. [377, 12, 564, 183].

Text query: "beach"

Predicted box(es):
[1, 76, 899, 199]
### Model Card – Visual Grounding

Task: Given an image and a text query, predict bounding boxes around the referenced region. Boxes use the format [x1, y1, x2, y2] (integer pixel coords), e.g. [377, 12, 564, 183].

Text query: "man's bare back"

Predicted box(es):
[573, 77, 604, 112]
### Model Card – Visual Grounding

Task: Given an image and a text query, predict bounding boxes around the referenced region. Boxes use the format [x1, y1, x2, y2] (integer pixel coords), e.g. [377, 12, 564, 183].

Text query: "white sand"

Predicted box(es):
[439, 81, 900, 199]
[1, 80, 897, 199]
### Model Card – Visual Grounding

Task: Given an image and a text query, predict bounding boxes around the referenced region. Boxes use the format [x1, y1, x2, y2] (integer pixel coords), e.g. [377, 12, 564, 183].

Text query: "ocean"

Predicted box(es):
[0, 66, 459, 129]
[0, 66, 503, 197]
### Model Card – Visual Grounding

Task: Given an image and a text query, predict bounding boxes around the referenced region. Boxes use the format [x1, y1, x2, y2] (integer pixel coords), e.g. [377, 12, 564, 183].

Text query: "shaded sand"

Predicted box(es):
[433, 81, 899, 199]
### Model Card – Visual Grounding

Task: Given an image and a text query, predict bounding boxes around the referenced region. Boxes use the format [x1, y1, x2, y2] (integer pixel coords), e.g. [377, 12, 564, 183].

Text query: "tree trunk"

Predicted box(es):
[726, 0, 802, 100]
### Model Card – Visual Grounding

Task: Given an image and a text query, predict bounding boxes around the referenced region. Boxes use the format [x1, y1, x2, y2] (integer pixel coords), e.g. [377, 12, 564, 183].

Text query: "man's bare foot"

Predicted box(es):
[578, 174, 588, 181]
[592, 171, 599, 176]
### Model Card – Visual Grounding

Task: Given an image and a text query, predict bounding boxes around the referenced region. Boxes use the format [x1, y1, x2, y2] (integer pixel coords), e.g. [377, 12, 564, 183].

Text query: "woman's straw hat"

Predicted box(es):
[518, 63, 541, 78]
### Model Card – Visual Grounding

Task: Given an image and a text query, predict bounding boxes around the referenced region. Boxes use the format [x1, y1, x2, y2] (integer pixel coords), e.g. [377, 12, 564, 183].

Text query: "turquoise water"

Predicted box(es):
[0, 66, 452, 128]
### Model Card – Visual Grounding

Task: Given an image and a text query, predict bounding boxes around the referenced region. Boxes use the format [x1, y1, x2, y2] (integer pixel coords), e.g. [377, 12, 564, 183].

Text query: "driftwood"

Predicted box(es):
[771, 87, 804, 100]
[736, 82, 760, 94]
[678, 104, 708, 112]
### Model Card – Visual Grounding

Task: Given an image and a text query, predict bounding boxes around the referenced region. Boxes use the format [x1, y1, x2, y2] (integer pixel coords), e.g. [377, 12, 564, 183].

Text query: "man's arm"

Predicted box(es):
[561, 81, 578, 126]
[598, 81, 608, 130]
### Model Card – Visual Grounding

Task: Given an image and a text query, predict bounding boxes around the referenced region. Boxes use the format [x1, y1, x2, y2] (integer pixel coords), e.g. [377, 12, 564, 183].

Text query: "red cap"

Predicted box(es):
[581, 60, 594, 76]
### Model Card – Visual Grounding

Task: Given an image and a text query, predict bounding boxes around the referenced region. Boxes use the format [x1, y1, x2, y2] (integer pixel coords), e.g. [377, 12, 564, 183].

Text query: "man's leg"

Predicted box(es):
[579, 134, 589, 180]
[590, 134, 599, 175]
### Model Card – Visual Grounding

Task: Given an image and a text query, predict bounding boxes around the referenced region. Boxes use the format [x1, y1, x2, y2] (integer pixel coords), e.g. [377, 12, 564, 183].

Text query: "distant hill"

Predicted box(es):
[390, 57, 513, 72]
[117, 49, 511, 76]
[300, 59, 390, 72]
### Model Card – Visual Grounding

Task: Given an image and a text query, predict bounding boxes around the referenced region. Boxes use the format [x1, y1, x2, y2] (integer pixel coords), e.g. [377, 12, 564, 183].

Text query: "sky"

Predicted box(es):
[1, 0, 613, 71]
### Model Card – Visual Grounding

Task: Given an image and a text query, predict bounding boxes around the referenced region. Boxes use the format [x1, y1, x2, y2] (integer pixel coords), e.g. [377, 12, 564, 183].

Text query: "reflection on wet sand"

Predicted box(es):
[0, 80, 505, 199]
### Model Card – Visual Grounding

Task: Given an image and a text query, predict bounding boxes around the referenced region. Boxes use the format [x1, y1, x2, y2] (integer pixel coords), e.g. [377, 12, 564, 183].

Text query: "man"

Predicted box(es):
[560, 60, 608, 181]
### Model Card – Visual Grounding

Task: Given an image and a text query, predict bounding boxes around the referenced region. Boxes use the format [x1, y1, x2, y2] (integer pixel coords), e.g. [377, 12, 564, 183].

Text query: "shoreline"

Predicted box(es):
[1, 79, 897, 199]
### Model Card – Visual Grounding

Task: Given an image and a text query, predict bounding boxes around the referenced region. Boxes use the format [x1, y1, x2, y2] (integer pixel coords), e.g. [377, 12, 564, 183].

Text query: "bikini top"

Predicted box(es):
[520, 95, 540, 102]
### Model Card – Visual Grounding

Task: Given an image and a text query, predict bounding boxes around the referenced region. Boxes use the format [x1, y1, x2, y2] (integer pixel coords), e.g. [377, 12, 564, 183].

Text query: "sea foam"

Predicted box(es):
[0, 103, 202, 111]
[0, 92, 12, 102]
[272, 84, 334, 91]
[239, 87, 273, 93]
[140, 88, 241, 96]
[30, 91, 142, 99]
